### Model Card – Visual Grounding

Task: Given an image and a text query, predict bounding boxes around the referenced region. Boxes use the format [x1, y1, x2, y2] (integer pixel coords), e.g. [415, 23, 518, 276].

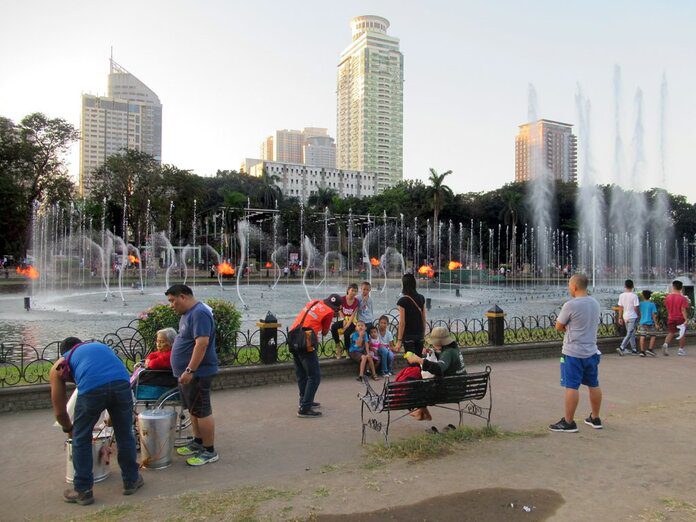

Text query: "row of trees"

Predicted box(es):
[3, 112, 696, 258]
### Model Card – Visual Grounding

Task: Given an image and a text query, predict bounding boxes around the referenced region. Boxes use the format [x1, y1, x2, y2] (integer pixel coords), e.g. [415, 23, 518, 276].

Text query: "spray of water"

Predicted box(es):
[236, 221, 249, 310]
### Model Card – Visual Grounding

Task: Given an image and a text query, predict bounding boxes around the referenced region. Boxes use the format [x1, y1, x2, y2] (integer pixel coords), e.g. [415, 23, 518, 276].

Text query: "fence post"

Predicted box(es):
[257, 311, 280, 364]
[486, 305, 505, 346]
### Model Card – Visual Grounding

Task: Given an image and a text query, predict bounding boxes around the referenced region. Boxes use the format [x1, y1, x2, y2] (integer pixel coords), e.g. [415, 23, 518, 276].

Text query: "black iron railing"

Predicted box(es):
[0, 311, 620, 388]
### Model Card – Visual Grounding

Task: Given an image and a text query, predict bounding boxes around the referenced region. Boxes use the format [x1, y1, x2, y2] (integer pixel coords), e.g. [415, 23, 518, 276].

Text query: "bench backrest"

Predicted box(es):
[383, 370, 490, 410]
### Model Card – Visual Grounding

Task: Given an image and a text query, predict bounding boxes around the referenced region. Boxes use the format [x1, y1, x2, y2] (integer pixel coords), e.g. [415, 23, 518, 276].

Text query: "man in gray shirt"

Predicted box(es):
[549, 273, 603, 433]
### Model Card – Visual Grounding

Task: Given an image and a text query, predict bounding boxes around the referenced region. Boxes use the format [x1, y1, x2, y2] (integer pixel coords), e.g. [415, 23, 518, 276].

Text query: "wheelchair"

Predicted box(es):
[132, 368, 192, 447]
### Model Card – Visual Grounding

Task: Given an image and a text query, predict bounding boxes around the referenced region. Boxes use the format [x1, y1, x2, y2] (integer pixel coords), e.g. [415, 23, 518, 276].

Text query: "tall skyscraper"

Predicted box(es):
[303, 135, 336, 168]
[515, 119, 577, 183]
[257, 128, 333, 166]
[79, 57, 162, 196]
[336, 15, 403, 191]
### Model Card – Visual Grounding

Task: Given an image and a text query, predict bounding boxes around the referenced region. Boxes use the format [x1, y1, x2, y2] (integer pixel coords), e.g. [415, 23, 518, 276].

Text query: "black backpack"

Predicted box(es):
[288, 301, 320, 355]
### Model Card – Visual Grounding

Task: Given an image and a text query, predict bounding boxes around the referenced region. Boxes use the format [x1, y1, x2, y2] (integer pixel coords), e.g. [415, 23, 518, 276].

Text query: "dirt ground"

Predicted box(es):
[2, 350, 696, 521]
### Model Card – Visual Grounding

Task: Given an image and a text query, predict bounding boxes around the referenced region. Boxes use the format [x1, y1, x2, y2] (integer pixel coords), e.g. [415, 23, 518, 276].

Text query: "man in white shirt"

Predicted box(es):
[617, 279, 640, 355]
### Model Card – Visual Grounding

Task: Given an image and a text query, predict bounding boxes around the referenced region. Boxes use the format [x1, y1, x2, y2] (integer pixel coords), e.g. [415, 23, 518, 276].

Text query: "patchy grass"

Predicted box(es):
[314, 486, 330, 498]
[82, 503, 137, 521]
[177, 485, 299, 520]
[364, 425, 540, 462]
[638, 497, 696, 521]
[320, 463, 344, 474]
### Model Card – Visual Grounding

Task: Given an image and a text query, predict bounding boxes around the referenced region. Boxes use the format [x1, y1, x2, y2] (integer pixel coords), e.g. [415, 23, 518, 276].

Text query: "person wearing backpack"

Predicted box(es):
[289, 294, 342, 417]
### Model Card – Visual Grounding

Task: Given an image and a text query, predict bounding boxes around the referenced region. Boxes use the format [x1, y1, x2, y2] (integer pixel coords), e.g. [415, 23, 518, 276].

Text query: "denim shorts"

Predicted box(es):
[560, 353, 600, 389]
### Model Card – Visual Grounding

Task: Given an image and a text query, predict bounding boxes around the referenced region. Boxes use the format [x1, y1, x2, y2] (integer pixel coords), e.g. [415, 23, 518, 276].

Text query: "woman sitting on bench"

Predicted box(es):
[405, 327, 465, 420]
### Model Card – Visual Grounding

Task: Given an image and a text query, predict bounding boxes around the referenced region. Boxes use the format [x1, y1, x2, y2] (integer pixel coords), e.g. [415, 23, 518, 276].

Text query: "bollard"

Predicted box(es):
[485, 305, 505, 346]
[24, 297, 30, 311]
[257, 311, 280, 364]
[425, 297, 432, 310]
[455, 288, 460, 297]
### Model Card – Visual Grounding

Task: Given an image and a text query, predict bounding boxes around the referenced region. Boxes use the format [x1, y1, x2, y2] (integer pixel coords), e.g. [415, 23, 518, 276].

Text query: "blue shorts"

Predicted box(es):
[560, 353, 600, 389]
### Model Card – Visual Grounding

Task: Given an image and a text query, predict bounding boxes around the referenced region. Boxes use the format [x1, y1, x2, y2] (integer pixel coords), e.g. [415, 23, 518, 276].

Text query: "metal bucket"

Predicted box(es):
[65, 431, 112, 484]
[138, 408, 176, 469]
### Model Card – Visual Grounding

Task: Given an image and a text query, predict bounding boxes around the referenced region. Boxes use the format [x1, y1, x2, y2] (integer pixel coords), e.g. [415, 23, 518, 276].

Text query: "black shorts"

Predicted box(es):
[179, 376, 214, 418]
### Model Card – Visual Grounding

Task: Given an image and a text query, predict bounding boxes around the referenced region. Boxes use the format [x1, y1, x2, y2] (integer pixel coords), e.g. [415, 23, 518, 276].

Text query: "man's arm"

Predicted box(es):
[617, 305, 625, 324]
[556, 303, 569, 332]
[178, 336, 209, 383]
[49, 360, 72, 432]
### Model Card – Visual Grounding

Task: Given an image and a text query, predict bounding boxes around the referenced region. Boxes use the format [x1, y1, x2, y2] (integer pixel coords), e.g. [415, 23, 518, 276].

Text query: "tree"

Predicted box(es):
[258, 168, 282, 208]
[307, 187, 338, 210]
[425, 168, 453, 248]
[0, 113, 78, 255]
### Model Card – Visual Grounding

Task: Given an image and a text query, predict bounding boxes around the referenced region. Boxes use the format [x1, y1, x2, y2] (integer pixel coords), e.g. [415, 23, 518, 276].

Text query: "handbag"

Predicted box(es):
[56, 342, 85, 383]
[288, 301, 320, 355]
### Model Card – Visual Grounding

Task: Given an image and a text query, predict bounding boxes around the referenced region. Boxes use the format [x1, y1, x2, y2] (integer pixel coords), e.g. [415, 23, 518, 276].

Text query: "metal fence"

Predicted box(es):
[0, 310, 620, 388]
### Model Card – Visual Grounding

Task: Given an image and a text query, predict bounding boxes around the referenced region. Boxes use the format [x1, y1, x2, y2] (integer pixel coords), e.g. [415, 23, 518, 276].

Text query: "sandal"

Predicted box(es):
[443, 424, 457, 432]
[425, 426, 440, 435]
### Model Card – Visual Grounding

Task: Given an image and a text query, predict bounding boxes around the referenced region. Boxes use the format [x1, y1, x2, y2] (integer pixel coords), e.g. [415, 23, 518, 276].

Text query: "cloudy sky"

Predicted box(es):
[1, 0, 694, 200]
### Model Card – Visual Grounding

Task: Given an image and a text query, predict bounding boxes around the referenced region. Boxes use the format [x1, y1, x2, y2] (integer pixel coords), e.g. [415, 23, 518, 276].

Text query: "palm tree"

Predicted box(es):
[307, 187, 338, 210]
[425, 168, 453, 252]
[259, 168, 282, 208]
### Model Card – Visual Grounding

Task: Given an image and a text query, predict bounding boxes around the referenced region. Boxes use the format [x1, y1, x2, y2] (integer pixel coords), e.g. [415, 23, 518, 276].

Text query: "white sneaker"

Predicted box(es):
[662, 343, 669, 356]
[678, 348, 686, 356]
[676, 324, 686, 340]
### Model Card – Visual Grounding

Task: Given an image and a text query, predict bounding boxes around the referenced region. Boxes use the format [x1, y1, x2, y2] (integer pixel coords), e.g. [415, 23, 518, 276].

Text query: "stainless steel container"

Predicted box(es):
[65, 431, 112, 484]
[138, 408, 176, 469]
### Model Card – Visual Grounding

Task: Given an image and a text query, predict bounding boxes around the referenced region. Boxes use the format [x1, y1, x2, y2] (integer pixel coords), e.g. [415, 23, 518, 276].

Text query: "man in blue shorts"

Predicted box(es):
[550, 273, 603, 433]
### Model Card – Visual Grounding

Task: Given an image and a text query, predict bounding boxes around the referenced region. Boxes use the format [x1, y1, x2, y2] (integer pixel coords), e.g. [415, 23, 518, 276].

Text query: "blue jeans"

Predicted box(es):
[72, 380, 139, 492]
[293, 351, 321, 410]
[378, 347, 395, 374]
[620, 319, 637, 350]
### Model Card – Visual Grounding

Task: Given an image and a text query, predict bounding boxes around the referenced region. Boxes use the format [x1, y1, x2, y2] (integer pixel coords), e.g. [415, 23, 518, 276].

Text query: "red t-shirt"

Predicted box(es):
[145, 349, 172, 370]
[291, 301, 335, 337]
[340, 296, 359, 318]
[665, 293, 689, 322]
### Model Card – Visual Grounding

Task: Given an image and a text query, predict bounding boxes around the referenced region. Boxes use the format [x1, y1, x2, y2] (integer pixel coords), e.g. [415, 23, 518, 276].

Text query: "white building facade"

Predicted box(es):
[250, 160, 376, 203]
[336, 15, 403, 191]
[79, 58, 162, 196]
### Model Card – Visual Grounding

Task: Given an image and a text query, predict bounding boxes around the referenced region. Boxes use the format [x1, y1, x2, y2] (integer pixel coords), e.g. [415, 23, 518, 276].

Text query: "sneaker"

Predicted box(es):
[123, 474, 144, 495]
[176, 441, 204, 457]
[186, 450, 219, 466]
[297, 408, 322, 418]
[356, 375, 364, 382]
[662, 344, 669, 356]
[311, 402, 321, 408]
[63, 489, 94, 506]
[678, 348, 686, 356]
[646, 349, 656, 357]
[677, 324, 686, 340]
[584, 414, 603, 429]
[549, 418, 578, 433]
[639, 351, 646, 357]
[616, 347, 626, 356]
[630, 350, 639, 355]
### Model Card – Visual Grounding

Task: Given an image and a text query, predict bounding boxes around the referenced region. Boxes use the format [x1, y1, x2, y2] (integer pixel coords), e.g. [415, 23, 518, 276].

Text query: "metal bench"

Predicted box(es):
[359, 366, 492, 445]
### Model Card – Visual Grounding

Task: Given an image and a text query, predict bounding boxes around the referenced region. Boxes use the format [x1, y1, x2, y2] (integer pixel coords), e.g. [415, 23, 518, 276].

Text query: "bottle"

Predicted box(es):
[305, 330, 314, 352]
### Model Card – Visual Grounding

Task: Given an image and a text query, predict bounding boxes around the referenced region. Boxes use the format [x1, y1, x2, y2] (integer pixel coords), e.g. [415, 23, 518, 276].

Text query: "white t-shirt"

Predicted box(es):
[618, 291, 639, 320]
[378, 329, 394, 349]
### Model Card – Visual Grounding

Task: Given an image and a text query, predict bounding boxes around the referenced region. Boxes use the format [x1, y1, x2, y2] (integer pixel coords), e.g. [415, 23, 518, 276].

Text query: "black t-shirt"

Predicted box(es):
[396, 293, 426, 337]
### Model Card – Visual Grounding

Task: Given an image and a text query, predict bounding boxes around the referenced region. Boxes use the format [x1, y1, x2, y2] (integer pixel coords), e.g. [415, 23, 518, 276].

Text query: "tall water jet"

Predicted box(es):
[609, 65, 628, 280]
[651, 73, 672, 276]
[575, 83, 606, 287]
[302, 236, 317, 302]
[236, 220, 249, 310]
[526, 84, 552, 275]
[627, 88, 648, 278]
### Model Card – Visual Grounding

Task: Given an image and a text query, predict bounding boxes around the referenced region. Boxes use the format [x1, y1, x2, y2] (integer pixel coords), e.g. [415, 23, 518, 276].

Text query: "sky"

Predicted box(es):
[1, 0, 694, 201]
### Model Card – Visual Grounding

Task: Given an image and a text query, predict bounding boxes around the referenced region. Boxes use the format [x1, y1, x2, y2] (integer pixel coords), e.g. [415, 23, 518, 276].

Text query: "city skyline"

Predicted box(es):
[1, 1, 694, 201]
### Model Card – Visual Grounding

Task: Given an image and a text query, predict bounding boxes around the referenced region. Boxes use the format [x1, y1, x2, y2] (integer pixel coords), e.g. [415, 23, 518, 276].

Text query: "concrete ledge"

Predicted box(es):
[1, 334, 690, 413]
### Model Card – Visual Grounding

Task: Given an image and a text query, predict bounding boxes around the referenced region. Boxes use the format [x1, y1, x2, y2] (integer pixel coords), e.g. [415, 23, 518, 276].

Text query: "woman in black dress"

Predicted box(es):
[394, 273, 427, 357]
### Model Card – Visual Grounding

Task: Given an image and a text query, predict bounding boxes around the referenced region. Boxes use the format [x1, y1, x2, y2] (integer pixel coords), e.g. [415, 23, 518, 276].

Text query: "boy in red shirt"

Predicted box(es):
[661, 280, 690, 356]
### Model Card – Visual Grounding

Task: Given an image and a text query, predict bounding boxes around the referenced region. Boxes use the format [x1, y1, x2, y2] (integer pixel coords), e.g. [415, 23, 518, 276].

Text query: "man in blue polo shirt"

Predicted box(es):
[50, 338, 142, 505]
[550, 273, 604, 433]
[166, 284, 219, 466]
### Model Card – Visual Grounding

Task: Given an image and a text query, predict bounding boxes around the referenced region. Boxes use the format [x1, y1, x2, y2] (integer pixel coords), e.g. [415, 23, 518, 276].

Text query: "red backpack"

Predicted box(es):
[394, 364, 422, 382]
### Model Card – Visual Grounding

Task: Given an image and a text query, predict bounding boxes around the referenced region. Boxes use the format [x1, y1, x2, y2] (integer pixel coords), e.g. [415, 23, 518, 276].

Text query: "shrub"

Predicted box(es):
[137, 299, 241, 355]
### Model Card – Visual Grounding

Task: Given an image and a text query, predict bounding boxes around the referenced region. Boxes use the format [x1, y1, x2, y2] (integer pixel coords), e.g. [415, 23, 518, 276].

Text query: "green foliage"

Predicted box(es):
[137, 299, 241, 355]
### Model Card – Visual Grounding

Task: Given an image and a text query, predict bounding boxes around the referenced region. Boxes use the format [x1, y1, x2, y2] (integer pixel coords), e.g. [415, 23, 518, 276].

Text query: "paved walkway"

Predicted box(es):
[1, 346, 696, 520]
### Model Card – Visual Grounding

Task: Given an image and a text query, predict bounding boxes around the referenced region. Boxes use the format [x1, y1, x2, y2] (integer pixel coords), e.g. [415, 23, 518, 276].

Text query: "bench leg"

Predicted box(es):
[457, 402, 464, 427]
[384, 410, 390, 447]
[361, 401, 367, 445]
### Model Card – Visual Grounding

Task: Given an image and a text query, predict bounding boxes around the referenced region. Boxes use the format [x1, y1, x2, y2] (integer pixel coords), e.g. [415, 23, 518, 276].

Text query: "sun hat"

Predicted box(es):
[425, 326, 456, 346]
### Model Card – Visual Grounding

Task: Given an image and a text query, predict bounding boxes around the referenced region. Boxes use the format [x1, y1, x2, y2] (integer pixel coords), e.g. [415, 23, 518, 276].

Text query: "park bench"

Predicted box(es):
[359, 366, 492, 445]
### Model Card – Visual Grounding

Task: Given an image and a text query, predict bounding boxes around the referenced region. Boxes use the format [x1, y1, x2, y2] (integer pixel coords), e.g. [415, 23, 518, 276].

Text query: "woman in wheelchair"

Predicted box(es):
[131, 328, 177, 398]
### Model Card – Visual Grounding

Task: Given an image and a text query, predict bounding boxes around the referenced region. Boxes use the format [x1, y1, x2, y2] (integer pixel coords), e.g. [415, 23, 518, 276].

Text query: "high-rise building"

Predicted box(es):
[515, 119, 577, 183]
[336, 15, 403, 191]
[303, 135, 336, 168]
[79, 58, 162, 196]
[258, 127, 333, 165]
